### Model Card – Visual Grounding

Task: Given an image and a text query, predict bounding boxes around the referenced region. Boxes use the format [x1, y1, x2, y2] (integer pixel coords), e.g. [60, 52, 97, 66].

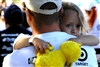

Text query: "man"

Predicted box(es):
[2, 0, 99, 67]
[2, 0, 76, 67]
[0, 4, 32, 67]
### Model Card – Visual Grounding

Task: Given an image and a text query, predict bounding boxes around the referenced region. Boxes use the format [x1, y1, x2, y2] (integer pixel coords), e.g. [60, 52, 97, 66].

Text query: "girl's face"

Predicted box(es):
[60, 10, 81, 36]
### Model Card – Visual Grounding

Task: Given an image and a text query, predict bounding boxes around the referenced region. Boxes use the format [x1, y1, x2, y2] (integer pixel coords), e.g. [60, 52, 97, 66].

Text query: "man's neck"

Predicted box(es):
[32, 23, 61, 36]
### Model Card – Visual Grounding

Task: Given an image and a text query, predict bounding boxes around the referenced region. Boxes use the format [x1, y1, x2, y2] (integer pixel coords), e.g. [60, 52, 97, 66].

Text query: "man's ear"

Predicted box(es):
[59, 7, 63, 17]
[26, 8, 31, 21]
[25, 8, 33, 26]
[59, 7, 63, 21]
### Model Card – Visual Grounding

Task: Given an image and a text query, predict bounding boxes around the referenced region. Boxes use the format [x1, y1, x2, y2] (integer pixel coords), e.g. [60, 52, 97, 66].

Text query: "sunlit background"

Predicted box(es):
[8, 0, 99, 18]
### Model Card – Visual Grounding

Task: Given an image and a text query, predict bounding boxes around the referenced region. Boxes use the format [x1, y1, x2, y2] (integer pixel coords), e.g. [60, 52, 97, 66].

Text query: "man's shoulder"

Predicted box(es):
[34, 32, 76, 41]
[56, 32, 76, 38]
[36, 32, 75, 37]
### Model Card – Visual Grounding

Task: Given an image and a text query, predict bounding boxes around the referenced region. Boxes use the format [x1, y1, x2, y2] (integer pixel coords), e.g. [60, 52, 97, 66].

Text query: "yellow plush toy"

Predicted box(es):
[34, 41, 81, 67]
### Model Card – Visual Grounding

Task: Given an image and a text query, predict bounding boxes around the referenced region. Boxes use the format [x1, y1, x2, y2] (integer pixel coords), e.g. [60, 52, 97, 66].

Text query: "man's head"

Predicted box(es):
[4, 4, 23, 26]
[24, 0, 62, 34]
[25, 0, 62, 14]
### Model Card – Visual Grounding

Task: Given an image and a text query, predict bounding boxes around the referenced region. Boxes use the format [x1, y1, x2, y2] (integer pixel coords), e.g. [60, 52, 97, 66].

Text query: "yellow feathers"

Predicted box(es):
[34, 41, 81, 67]
[60, 41, 81, 67]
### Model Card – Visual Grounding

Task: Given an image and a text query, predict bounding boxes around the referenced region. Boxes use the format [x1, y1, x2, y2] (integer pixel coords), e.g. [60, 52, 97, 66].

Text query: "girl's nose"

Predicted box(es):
[71, 27, 77, 36]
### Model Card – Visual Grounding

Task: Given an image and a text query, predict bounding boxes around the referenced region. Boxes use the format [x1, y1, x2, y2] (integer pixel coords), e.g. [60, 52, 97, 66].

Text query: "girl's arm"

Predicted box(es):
[14, 34, 99, 53]
[13, 33, 31, 50]
[14, 37, 50, 54]
[69, 35, 99, 46]
[14, 37, 30, 50]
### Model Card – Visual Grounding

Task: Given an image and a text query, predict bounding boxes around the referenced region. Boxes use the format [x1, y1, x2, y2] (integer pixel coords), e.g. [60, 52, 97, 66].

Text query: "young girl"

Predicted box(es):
[13, 2, 99, 67]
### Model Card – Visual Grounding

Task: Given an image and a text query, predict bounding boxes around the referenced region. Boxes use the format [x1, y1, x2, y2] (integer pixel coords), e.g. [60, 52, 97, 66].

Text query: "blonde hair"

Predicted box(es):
[62, 2, 90, 34]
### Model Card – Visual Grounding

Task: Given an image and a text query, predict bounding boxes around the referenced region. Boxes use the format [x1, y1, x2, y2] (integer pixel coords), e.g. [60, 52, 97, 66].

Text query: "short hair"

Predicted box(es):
[28, 2, 60, 29]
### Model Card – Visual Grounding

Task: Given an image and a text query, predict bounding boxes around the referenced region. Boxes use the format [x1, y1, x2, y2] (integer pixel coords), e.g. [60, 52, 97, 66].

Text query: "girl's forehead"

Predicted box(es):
[63, 10, 81, 24]
[64, 10, 78, 19]
[65, 9, 77, 14]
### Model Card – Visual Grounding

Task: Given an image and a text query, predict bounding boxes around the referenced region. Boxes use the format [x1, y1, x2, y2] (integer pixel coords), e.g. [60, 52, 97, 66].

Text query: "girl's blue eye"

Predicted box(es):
[66, 24, 71, 27]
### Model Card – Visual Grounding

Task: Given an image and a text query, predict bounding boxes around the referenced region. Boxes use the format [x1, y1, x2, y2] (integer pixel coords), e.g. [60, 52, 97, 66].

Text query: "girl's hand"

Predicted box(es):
[32, 38, 51, 54]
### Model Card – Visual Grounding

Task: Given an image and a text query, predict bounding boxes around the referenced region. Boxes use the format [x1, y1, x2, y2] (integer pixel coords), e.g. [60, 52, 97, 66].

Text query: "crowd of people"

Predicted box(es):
[0, 0, 100, 67]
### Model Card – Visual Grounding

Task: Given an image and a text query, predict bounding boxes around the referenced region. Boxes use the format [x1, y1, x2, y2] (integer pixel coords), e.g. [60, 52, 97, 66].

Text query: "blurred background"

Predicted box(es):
[0, 0, 100, 66]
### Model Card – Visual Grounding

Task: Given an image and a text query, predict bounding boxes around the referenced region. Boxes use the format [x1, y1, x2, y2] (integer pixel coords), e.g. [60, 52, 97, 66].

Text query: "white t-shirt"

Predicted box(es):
[2, 32, 98, 67]
[72, 46, 98, 67]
